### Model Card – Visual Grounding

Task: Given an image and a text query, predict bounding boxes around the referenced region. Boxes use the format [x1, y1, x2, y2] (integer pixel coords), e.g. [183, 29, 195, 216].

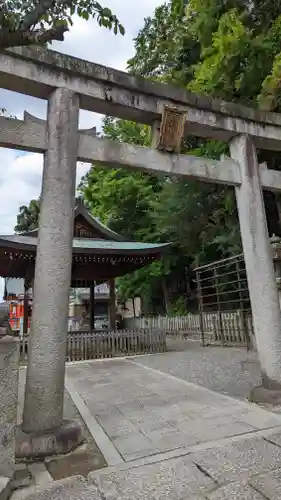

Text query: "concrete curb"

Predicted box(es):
[65, 375, 124, 467]
[66, 353, 155, 366]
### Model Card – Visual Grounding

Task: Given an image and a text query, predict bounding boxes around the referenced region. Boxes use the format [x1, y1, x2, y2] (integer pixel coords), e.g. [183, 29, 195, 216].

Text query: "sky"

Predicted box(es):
[0, 0, 163, 298]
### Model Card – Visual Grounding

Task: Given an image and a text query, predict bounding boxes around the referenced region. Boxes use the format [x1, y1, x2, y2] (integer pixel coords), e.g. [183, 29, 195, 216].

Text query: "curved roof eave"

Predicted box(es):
[20, 204, 128, 242]
[0, 235, 171, 255]
[74, 205, 127, 242]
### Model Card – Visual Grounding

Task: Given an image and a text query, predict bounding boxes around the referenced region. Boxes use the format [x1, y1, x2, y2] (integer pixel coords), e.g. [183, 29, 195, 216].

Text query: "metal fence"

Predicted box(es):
[20, 328, 167, 363]
[126, 254, 255, 349]
[194, 254, 253, 349]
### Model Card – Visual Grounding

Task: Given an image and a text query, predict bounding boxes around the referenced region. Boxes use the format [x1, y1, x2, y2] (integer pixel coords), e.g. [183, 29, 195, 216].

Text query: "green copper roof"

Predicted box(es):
[0, 234, 169, 255]
[73, 238, 168, 250]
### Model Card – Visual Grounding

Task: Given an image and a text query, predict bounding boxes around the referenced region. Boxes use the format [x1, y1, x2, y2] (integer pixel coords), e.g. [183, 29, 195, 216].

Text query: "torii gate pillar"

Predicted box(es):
[231, 135, 281, 399]
[18, 88, 83, 458]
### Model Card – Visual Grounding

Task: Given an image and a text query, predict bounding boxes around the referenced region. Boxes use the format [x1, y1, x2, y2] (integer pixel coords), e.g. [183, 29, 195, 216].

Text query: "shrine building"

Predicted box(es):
[0, 201, 169, 333]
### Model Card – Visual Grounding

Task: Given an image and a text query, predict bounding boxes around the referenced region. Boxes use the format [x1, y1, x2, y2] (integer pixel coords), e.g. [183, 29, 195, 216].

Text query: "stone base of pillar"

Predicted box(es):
[0, 477, 12, 500]
[15, 420, 83, 460]
[250, 384, 281, 405]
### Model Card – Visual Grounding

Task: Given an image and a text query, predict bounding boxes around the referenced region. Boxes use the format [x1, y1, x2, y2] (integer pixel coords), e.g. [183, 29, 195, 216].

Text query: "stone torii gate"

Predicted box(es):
[1, 46, 281, 454]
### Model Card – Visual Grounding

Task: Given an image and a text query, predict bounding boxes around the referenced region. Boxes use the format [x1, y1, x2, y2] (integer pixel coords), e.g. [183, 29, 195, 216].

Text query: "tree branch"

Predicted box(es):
[19, 0, 73, 32]
[0, 23, 68, 49]
[19, 0, 57, 31]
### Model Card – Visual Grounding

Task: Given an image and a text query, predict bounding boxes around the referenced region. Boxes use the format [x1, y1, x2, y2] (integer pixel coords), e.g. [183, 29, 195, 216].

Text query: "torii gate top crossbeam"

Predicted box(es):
[1, 46, 281, 151]
[1, 112, 281, 192]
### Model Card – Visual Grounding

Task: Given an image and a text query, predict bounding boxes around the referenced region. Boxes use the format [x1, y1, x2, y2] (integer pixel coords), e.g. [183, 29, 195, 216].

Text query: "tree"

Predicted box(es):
[110, 0, 281, 309]
[80, 117, 162, 241]
[79, 118, 175, 314]
[79, 119, 232, 313]
[127, 0, 200, 85]
[0, 0, 124, 50]
[187, 4, 281, 235]
[188, 8, 281, 104]
[15, 198, 40, 233]
[14, 196, 88, 233]
[78, 4, 246, 313]
[17, 0, 281, 314]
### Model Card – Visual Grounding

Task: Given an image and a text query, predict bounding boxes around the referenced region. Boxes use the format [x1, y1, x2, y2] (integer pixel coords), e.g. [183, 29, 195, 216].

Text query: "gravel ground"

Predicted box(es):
[136, 339, 262, 400]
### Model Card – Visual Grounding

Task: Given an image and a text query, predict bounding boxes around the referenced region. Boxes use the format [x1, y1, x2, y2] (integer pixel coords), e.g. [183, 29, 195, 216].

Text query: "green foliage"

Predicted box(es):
[189, 10, 252, 99]
[153, 179, 241, 262]
[0, 0, 124, 49]
[170, 297, 188, 316]
[80, 118, 161, 242]
[16, 0, 281, 315]
[258, 16, 281, 110]
[259, 52, 281, 111]
[128, 0, 199, 85]
[103, 117, 151, 146]
[116, 261, 166, 302]
[14, 196, 84, 234]
[79, 115, 241, 311]
[79, 119, 173, 311]
[188, 9, 280, 104]
[105, 0, 281, 311]
[128, 0, 187, 77]
[81, 166, 159, 241]
[186, 0, 245, 49]
[15, 199, 40, 233]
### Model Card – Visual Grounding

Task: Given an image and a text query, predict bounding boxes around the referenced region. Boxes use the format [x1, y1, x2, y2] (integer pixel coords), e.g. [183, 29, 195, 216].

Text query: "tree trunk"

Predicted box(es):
[162, 278, 171, 315]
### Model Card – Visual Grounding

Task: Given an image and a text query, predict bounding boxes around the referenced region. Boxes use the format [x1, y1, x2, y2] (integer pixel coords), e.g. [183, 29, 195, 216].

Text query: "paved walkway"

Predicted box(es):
[65, 358, 278, 463]
[149, 340, 262, 400]
[13, 356, 281, 499]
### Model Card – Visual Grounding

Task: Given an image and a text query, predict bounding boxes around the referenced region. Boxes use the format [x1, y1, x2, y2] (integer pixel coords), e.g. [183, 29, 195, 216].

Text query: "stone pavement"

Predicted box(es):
[65, 358, 280, 462]
[147, 339, 262, 400]
[12, 356, 281, 499]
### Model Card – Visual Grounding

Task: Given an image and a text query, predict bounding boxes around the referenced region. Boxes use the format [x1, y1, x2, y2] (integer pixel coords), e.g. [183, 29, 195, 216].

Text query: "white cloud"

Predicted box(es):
[0, 153, 89, 233]
[0, 0, 162, 298]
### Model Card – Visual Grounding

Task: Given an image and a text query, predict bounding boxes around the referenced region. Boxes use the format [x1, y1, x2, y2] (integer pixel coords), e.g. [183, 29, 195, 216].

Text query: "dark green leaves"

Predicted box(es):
[15, 199, 40, 233]
[0, 0, 125, 49]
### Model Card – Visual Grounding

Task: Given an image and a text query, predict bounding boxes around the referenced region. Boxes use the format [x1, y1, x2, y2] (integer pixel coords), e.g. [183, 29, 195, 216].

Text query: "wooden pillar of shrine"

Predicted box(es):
[23, 279, 29, 335]
[108, 279, 116, 331]
[90, 283, 95, 331]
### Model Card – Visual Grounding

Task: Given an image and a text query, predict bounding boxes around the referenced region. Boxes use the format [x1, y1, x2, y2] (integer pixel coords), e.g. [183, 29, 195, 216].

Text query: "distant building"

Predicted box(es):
[5, 278, 141, 333]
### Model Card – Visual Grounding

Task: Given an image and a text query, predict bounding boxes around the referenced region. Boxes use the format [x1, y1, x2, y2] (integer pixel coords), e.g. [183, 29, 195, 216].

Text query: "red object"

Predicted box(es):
[8, 299, 31, 331]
